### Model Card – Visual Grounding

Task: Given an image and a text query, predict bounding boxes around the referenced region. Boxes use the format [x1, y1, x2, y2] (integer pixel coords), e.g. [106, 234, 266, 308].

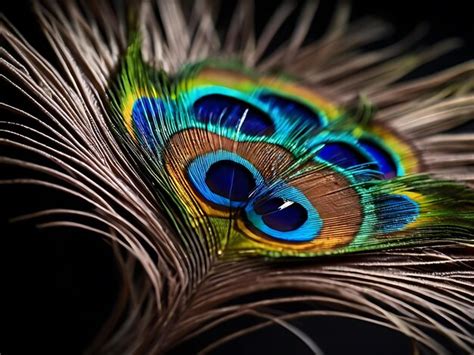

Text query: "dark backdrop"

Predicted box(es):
[1, 1, 473, 354]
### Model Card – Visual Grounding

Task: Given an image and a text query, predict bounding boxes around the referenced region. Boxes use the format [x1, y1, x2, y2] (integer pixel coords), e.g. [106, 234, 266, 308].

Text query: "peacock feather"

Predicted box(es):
[1, 0, 473, 354]
[114, 42, 473, 258]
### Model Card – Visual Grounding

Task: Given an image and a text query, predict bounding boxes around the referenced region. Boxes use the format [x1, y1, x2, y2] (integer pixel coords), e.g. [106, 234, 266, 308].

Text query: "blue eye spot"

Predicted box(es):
[317, 142, 370, 169]
[132, 97, 166, 140]
[254, 197, 284, 214]
[259, 93, 323, 128]
[359, 139, 398, 179]
[254, 197, 308, 232]
[376, 195, 419, 233]
[193, 94, 275, 136]
[205, 160, 256, 202]
[245, 185, 322, 242]
[187, 151, 264, 209]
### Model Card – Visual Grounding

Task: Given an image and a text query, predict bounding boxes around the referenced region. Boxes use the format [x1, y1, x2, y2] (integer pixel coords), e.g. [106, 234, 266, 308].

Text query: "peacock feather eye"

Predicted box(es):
[316, 142, 374, 170]
[359, 138, 399, 178]
[259, 201, 307, 232]
[258, 92, 325, 128]
[186, 150, 263, 209]
[375, 194, 419, 233]
[253, 197, 308, 232]
[205, 160, 256, 202]
[244, 185, 322, 242]
[193, 94, 275, 136]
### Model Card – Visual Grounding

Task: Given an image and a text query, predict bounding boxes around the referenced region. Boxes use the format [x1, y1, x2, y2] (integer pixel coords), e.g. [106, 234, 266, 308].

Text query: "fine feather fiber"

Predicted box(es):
[1, 0, 473, 354]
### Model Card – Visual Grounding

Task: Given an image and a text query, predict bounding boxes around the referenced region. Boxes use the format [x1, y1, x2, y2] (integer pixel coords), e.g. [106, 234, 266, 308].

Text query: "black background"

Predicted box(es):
[1, 1, 473, 354]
